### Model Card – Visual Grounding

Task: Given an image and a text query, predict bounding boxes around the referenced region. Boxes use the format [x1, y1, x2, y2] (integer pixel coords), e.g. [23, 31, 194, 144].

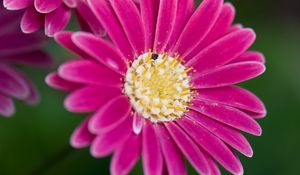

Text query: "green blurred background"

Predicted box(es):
[1, 0, 300, 174]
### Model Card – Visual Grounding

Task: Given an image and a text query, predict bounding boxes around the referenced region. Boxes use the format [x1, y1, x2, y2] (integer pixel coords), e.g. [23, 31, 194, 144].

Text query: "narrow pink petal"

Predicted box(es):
[109, 0, 145, 53]
[192, 61, 266, 88]
[179, 117, 243, 175]
[142, 122, 163, 175]
[54, 31, 90, 58]
[110, 134, 141, 175]
[190, 99, 262, 136]
[90, 116, 133, 157]
[154, 124, 187, 175]
[140, 0, 159, 49]
[21, 7, 43, 34]
[0, 64, 29, 99]
[3, 0, 33, 10]
[45, 4, 71, 37]
[58, 59, 122, 86]
[133, 113, 143, 135]
[187, 29, 256, 73]
[186, 110, 253, 157]
[35, 0, 62, 13]
[87, 0, 134, 59]
[230, 51, 266, 64]
[17, 72, 39, 105]
[75, 1, 105, 36]
[196, 85, 266, 116]
[88, 96, 131, 133]
[63, 0, 77, 8]
[173, 0, 223, 56]
[64, 86, 121, 113]
[165, 0, 194, 53]
[70, 116, 95, 148]
[165, 122, 210, 175]
[153, 0, 177, 53]
[1, 50, 52, 67]
[226, 24, 243, 34]
[204, 153, 221, 175]
[72, 32, 127, 75]
[185, 3, 235, 59]
[0, 93, 15, 117]
[0, 32, 45, 55]
[45, 72, 80, 91]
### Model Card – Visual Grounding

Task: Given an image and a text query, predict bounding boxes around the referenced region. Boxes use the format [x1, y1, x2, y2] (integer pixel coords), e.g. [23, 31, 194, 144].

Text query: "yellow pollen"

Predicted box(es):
[124, 53, 192, 123]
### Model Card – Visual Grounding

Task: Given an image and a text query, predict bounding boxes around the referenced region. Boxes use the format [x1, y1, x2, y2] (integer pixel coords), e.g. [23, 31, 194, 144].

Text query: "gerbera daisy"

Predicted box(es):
[46, 0, 266, 174]
[0, 5, 52, 117]
[2, 0, 104, 37]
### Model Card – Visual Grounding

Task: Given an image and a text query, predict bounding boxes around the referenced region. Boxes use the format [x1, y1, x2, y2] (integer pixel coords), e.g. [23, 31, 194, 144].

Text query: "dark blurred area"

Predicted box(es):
[0, 0, 300, 175]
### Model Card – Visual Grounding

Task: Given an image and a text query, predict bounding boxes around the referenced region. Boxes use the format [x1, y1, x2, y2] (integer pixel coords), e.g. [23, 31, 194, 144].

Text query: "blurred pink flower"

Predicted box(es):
[0, 6, 52, 117]
[2, 0, 104, 37]
[47, 0, 266, 174]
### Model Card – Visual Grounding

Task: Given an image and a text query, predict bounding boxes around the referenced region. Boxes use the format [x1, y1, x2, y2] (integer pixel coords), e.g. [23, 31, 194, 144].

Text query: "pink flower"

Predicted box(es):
[0, 6, 52, 117]
[2, 0, 104, 37]
[47, 0, 266, 174]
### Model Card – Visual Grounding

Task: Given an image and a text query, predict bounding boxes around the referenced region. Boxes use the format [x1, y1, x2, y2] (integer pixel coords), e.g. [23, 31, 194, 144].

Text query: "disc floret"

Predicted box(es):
[124, 52, 192, 123]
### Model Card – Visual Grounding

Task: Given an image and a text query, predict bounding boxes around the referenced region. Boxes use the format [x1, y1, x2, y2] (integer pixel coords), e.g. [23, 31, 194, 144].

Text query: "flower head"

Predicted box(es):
[2, 0, 104, 37]
[47, 0, 266, 174]
[0, 5, 52, 117]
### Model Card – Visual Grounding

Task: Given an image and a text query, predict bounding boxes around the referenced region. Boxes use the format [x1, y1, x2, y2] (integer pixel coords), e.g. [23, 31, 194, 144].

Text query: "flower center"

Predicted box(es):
[124, 52, 192, 123]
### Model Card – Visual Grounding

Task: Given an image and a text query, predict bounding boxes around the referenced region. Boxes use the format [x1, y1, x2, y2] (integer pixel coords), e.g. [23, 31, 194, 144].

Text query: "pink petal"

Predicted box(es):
[35, 0, 62, 13]
[45, 72, 80, 91]
[153, 0, 177, 53]
[133, 113, 143, 135]
[1, 50, 52, 67]
[17, 72, 39, 105]
[186, 110, 253, 157]
[64, 86, 121, 113]
[140, 0, 159, 50]
[187, 29, 256, 73]
[110, 134, 141, 175]
[173, 0, 223, 57]
[154, 124, 187, 175]
[226, 24, 243, 34]
[190, 99, 262, 136]
[45, 4, 71, 37]
[75, 1, 105, 36]
[0, 31, 45, 55]
[204, 153, 221, 175]
[72, 32, 127, 75]
[3, 0, 33, 10]
[63, 0, 77, 8]
[185, 2, 235, 59]
[70, 116, 95, 148]
[54, 31, 90, 58]
[195, 85, 266, 116]
[178, 117, 243, 175]
[90, 116, 133, 157]
[142, 122, 163, 175]
[0, 64, 29, 99]
[230, 51, 266, 64]
[192, 61, 266, 88]
[165, 122, 210, 175]
[0, 93, 15, 117]
[165, 0, 194, 53]
[88, 96, 131, 133]
[109, 0, 145, 53]
[21, 7, 43, 34]
[87, 0, 134, 59]
[58, 59, 122, 86]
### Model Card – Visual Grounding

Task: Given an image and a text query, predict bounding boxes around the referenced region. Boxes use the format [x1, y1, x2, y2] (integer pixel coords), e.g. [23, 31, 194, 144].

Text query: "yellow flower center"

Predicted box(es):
[124, 52, 192, 123]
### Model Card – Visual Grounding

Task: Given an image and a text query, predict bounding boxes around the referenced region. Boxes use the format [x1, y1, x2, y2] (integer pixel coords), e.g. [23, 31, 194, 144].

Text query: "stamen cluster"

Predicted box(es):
[124, 52, 192, 122]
